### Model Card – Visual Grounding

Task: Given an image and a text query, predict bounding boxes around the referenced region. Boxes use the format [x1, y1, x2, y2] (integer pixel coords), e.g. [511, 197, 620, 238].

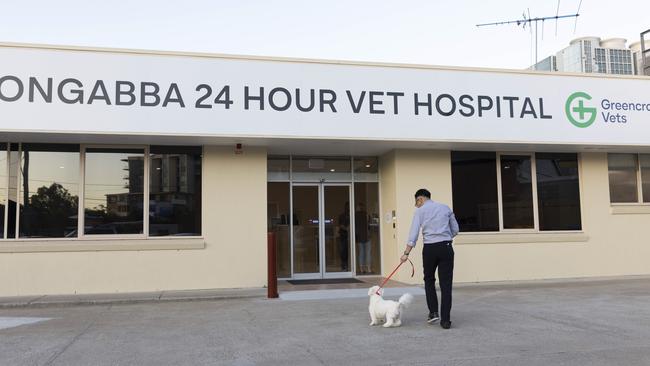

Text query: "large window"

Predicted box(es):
[19, 144, 80, 238]
[0, 143, 202, 240]
[451, 151, 582, 232]
[536, 153, 582, 230]
[84, 148, 144, 235]
[149, 146, 202, 236]
[451, 152, 499, 232]
[608, 153, 650, 203]
[500, 155, 534, 229]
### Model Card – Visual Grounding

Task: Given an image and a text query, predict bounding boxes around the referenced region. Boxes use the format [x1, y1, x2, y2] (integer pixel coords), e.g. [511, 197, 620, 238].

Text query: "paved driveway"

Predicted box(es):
[2, 277, 650, 365]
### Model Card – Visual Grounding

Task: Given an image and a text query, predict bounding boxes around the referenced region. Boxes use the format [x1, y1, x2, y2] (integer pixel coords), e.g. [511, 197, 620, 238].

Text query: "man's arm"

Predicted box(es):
[449, 212, 460, 238]
[401, 210, 421, 262]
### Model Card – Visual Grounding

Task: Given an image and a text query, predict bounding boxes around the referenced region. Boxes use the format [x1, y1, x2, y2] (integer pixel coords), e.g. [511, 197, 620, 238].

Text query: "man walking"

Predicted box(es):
[400, 189, 459, 329]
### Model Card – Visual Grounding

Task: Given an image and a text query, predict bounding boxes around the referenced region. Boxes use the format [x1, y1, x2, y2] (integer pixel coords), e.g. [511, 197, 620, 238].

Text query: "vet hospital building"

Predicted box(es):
[1, 42, 650, 297]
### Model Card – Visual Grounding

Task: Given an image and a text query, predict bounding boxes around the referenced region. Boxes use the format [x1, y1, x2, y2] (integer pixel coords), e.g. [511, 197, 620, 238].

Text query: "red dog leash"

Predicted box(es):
[376, 258, 415, 295]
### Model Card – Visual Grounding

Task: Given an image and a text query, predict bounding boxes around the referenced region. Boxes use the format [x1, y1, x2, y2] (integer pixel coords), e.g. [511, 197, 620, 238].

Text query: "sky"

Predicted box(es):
[0, 0, 648, 70]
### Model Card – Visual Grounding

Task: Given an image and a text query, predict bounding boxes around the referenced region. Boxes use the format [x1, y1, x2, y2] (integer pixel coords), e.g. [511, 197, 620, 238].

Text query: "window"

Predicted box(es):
[267, 156, 290, 181]
[19, 144, 80, 238]
[353, 157, 379, 182]
[149, 146, 202, 236]
[7, 144, 19, 238]
[354, 182, 381, 275]
[536, 153, 582, 230]
[608, 153, 650, 203]
[84, 148, 144, 235]
[451, 151, 582, 232]
[500, 155, 534, 229]
[0, 143, 202, 241]
[291, 157, 352, 181]
[267, 182, 290, 278]
[451, 151, 499, 232]
[0, 144, 7, 237]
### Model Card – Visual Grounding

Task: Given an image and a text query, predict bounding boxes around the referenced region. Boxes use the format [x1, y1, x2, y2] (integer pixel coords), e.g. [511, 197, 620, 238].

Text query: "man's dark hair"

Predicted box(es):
[414, 188, 431, 199]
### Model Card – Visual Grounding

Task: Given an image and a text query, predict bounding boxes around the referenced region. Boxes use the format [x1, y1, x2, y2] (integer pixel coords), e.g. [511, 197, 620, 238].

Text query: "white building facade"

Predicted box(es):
[1, 43, 650, 297]
[533, 37, 635, 75]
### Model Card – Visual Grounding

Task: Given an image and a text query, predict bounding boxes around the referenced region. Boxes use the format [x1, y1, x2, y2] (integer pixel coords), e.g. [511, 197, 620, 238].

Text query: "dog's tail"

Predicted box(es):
[398, 293, 413, 308]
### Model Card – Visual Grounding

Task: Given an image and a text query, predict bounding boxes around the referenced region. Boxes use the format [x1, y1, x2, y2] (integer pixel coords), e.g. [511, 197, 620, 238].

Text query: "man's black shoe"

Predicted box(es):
[427, 312, 440, 323]
[441, 320, 452, 329]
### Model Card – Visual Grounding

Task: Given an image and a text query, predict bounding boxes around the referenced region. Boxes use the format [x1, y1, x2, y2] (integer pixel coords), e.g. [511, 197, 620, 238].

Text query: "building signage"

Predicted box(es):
[1, 45, 649, 146]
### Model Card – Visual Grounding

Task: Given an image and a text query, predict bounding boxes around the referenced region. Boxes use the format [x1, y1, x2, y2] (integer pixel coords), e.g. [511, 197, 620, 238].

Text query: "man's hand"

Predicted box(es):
[400, 254, 409, 263]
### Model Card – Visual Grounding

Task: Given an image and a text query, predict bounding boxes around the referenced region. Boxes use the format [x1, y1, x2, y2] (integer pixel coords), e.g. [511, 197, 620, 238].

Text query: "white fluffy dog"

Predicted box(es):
[368, 285, 413, 328]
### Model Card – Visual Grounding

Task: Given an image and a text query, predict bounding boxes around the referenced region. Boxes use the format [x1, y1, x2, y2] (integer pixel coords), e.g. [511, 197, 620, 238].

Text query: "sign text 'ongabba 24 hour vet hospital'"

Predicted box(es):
[0, 45, 649, 145]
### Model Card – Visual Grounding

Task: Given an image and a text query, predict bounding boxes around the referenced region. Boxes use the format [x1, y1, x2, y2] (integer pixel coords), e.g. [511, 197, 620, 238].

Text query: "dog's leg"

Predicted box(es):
[369, 313, 379, 326]
[394, 318, 402, 327]
[383, 317, 394, 328]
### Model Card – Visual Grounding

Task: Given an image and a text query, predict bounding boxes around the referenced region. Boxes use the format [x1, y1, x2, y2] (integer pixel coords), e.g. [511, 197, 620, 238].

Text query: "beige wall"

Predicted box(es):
[0, 146, 268, 297]
[379, 150, 453, 284]
[381, 150, 650, 285]
[4, 147, 650, 297]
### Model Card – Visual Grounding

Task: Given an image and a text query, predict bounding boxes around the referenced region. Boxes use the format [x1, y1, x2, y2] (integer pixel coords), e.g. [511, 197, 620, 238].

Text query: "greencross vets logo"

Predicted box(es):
[565, 92, 597, 128]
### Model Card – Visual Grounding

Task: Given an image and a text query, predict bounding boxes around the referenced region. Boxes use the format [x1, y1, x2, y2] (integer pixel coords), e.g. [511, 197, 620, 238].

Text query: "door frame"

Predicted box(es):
[290, 182, 354, 280]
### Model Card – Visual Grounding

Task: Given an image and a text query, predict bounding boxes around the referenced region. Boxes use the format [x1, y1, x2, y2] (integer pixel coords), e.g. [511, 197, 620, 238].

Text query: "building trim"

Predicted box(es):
[610, 204, 650, 215]
[1, 41, 649, 81]
[0, 237, 205, 253]
[455, 232, 589, 245]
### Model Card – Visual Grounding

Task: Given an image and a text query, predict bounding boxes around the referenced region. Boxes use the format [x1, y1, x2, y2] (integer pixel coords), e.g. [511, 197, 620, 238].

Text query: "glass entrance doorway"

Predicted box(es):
[267, 156, 382, 280]
[292, 184, 351, 279]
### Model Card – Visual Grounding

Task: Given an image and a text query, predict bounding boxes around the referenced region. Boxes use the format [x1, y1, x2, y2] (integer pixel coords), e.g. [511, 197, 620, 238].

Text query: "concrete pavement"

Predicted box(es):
[2, 277, 650, 365]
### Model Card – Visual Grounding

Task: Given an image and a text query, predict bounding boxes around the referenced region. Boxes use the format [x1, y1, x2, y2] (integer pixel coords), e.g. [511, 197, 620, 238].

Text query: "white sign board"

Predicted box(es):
[1, 45, 650, 146]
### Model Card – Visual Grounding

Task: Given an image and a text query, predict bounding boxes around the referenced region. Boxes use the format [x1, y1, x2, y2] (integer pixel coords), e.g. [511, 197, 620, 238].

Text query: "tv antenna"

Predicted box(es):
[476, 0, 583, 69]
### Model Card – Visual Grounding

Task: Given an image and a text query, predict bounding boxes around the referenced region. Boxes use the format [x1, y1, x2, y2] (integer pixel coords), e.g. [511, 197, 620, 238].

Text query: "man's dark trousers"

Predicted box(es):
[422, 241, 454, 322]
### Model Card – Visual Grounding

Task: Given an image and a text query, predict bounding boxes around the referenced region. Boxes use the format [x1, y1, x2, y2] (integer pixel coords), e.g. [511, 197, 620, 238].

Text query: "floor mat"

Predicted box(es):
[286, 278, 364, 285]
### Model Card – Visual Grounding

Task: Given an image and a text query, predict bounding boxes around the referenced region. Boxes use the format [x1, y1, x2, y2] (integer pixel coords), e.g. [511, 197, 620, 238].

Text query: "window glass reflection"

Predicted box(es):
[536, 153, 581, 231]
[640, 154, 650, 203]
[608, 153, 638, 203]
[501, 155, 534, 229]
[84, 148, 144, 235]
[268, 156, 290, 181]
[354, 183, 380, 275]
[0, 144, 6, 238]
[7, 144, 19, 238]
[149, 146, 201, 236]
[451, 151, 499, 232]
[19, 144, 80, 238]
[291, 157, 351, 181]
[353, 157, 378, 182]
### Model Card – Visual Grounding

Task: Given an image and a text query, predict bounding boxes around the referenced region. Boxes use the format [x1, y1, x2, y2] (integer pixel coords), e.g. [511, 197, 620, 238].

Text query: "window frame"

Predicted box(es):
[496, 152, 539, 233]
[452, 151, 584, 234]
[608, 153, 650, 206]
[80, 144, 149, 239]
[0, 142, 203, 241]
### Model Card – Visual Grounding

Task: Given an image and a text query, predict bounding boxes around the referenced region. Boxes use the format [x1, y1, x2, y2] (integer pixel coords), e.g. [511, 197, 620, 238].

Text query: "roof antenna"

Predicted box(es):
[574, 0, 583, 33]
[477, 4, 580, 69]
[555, 0, 561, 37]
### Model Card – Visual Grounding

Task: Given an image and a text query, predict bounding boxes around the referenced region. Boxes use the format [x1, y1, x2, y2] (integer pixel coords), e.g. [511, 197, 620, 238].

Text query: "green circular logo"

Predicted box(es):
[565, 92, 597, 128]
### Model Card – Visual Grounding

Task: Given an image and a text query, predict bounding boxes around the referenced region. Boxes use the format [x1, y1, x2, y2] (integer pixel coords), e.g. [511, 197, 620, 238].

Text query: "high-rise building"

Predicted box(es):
[531, 37, 636, 75]
[630, 41, 644, 75]
[639, 29, 650, 76]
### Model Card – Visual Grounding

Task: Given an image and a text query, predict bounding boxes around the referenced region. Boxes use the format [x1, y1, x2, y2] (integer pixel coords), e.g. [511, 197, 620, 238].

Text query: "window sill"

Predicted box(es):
[610, 205, 650, 215]
[0, 237, 206, 253]
[455, 232, 589, 245]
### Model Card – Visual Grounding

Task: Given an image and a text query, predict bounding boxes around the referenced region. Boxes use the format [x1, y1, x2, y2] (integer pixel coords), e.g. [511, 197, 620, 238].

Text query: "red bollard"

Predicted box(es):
[267, 232, 279, 298]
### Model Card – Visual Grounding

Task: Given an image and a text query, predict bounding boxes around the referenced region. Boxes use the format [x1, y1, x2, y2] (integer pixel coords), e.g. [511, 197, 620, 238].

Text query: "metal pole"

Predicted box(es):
[268, 231, 279, 298]
[535, 21, 538, 67]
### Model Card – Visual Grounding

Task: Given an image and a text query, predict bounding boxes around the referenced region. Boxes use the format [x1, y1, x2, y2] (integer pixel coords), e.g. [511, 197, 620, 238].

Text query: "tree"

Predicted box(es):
[22, 183, 78, 237]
